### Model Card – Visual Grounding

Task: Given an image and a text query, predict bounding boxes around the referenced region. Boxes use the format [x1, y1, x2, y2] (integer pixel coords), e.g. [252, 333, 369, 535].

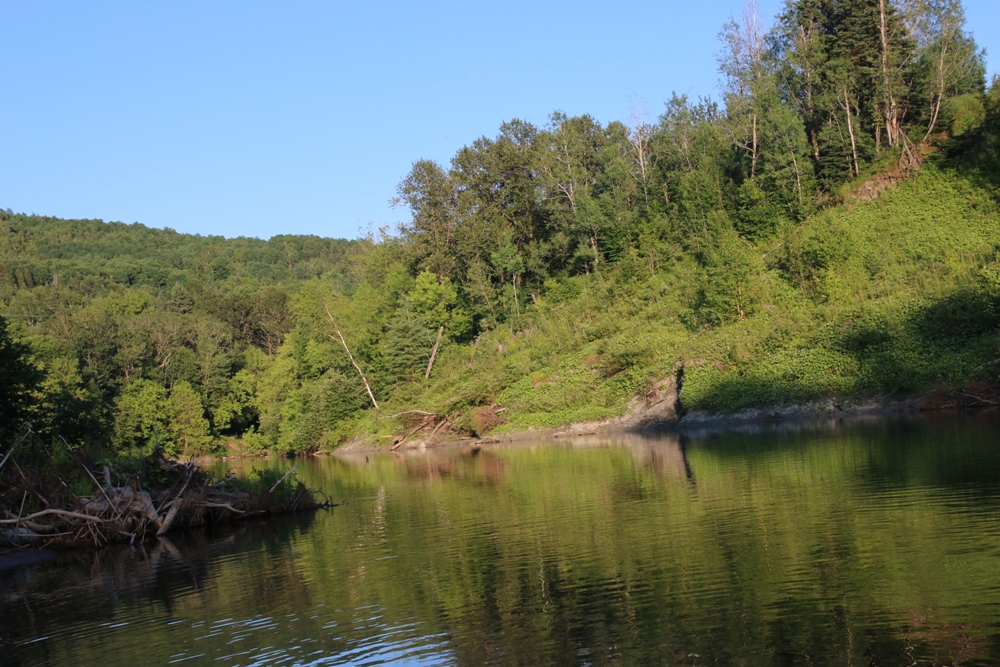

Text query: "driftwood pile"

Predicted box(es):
[0, 457, 321, 549]
[386, 410, 454, 450]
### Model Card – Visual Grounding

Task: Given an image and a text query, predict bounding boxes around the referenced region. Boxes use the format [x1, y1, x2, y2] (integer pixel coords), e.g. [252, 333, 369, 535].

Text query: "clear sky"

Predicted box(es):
[2, 1, 998, 240]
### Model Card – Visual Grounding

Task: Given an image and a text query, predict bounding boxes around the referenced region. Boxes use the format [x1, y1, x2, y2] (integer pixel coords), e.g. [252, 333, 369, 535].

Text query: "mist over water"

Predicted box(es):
[3, 414, 1000, 666]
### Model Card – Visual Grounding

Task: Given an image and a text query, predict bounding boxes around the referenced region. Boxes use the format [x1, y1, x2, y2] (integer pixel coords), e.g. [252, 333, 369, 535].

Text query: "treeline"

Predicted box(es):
[394, 0, 988, 311]
[2, 0, 998, 458]
[0, 215, 364, 456]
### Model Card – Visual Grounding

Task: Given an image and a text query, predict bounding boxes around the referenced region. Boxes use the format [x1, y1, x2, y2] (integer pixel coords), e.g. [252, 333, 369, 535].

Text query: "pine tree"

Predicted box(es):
[169, 381, 212, 454]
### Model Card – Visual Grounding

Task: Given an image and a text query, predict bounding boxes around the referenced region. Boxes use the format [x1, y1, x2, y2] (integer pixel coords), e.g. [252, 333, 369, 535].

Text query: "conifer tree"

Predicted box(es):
[0, 315, 41, 443]
[169, 380, 212, 454]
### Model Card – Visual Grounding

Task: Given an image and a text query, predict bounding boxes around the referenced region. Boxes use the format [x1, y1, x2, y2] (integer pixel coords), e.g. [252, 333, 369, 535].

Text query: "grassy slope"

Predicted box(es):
[349, 163, 1000, 440]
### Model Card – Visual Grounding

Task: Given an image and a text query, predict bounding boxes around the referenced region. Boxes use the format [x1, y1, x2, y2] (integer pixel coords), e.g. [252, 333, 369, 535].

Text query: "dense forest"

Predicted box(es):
[3, 0, 1000, 460]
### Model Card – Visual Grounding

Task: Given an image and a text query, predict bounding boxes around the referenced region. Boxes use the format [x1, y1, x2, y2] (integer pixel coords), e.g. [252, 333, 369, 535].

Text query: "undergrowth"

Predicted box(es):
[341, 163, 1000, 438]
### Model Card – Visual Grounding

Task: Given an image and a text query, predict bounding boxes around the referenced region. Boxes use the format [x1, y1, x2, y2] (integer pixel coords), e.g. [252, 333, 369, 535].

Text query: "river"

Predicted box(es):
[2, 414, 1000, 666]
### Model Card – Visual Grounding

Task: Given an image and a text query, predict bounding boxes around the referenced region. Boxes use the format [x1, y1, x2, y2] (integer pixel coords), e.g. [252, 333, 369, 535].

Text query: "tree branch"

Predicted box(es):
[324, 303, 379, 409]
[425, 325, 444, 379]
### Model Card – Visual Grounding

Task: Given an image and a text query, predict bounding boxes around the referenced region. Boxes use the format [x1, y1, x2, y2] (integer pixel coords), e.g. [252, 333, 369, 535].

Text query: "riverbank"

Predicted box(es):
[336, 382, 1000, 453]
[0, 455, 325, 550]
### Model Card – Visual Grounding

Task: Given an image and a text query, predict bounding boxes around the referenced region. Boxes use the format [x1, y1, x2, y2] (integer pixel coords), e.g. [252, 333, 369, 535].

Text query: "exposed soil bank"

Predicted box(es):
[339, 379, 1000, 453]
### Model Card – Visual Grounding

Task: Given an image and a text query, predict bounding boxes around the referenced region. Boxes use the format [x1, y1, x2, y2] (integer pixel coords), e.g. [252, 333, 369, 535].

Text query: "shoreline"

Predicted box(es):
[335, 391, 995, 454]
[0, 458, 325, 553]
[3, 397, 991, 569]
[190, 382, 1000, 459]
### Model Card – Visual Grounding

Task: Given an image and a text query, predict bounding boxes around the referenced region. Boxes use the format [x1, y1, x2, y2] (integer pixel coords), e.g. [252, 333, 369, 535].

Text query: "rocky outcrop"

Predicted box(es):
[543, 366, 686, 437]
[619, 367, 685, 431]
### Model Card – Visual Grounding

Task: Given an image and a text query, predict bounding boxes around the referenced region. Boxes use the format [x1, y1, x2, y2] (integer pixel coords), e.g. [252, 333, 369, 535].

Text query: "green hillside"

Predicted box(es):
[2, 0, 1000, 461]
[369, 161, 1000, 436]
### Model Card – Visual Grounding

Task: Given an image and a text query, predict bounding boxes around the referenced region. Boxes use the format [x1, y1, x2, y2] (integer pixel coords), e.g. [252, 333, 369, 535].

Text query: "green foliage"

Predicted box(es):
[777, 214, 854, 298]
[228, 467, 301, 502]
[733, 180, 786, 240]
[113, 379, 173, 455]
[0, 315, 42, 443]
[699, 230, 763, 324]
[380, 310, 436, 387]
[169, 381, 213, 455]
[945, 93, 986, 137]
[2, 1, 997, 454]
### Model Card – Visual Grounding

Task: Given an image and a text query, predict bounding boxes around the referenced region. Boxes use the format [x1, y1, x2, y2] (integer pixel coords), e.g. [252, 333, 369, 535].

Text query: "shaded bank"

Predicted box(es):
[344, 371, 1000, 452]
[0, 454, 324, 550]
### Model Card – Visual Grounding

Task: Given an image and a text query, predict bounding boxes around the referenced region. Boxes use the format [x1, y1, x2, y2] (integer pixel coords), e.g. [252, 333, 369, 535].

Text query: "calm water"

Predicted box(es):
[3, 415, 1000, 666]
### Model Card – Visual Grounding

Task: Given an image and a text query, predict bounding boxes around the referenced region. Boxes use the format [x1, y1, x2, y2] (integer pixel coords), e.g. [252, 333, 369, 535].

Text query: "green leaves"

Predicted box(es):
[0, 315, 42, 444]
[112, 379, 173, 455]
[699, 229, 764, 325]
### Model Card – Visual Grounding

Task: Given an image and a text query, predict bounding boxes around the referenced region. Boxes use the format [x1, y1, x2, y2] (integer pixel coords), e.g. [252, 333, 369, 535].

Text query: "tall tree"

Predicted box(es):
[537, 113, 611, 271]
[0, 316, 41, 443]
[720, 0, 769, 180]
[902, 0, 986, 140]
[393, 159, 459, 280]
[720, 0, 815, 227]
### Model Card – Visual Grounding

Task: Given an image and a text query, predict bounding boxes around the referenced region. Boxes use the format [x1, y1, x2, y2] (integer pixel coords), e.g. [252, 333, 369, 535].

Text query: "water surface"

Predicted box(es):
[3, 414, 1000, 666]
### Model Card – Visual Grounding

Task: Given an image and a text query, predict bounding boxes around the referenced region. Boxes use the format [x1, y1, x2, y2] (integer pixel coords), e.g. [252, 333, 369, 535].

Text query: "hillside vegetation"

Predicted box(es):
[2, 0, 1000, 462]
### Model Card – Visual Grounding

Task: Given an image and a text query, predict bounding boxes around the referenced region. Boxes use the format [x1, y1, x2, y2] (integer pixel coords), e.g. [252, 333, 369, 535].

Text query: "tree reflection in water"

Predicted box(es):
[3, 414, 1000, 666]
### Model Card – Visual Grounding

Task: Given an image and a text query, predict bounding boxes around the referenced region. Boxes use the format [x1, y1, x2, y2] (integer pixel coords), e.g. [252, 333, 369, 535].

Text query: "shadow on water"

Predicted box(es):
[0, 514, 317, 665]
[3, 415, 1000, 666]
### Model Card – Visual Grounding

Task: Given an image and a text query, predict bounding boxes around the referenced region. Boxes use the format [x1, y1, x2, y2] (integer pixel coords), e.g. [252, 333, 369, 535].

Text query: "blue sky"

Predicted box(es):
[2, 1, 998, 241]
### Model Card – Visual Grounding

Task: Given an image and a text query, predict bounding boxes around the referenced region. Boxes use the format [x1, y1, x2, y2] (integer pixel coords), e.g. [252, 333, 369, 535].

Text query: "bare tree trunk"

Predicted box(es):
[791, 152, 803, 205]
[924, 93, 943, 142]
[878, 0, 901, 148]
[512, 275, 520, 317]
[797, 25, 822, 163]
[628, 98, 652, 206]
[751, 113, 758, 179]
[324, 304, 379, 410]
[923, 41, 950, 142]
[842, 88, 860, 176]
[425, 325, 444, 379]
[736, 282, 746, 322]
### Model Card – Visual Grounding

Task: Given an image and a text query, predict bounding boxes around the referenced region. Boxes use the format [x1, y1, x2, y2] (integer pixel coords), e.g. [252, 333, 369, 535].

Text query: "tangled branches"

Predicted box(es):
[0, 433, 322, 549]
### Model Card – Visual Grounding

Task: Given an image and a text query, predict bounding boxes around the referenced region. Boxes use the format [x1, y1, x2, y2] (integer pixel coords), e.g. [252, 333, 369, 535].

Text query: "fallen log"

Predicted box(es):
[0, 455, 325, 549]
[267, 465, 299, 494]
[0, 509, 105, 524]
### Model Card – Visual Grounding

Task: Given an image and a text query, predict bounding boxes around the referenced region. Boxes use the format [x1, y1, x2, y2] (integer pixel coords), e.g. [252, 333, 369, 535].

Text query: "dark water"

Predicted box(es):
[3, 415, 1000, 666]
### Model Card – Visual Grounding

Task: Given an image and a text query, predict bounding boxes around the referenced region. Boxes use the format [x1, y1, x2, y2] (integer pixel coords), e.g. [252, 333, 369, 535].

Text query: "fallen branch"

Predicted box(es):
[425, 325, 444, 379]
[156, 466, 194, 536]
[268, 465, 299, 494]
[3, 512, 56, 534]
[84, 463, 119, 517]
[391, 418, 434, 451]
[212, 475, 236, 489]
[959, 392, 997, 405]
[60, 436, 121, 519]
[1, 452, 325, 548]
[157, 498, 184, 536]
[0, 509, 105, 524]
[156, 463, 194, 514]
[0, 441, 18, 473]
[428, 419, 448, 439]
[385, 410, 436, 419]
[193, 502, 245, 514]
[325, 303, 379, 410]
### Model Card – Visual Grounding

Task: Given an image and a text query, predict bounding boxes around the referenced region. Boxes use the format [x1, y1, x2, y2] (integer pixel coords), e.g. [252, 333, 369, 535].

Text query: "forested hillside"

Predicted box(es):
[3, 0, 1000, 459]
